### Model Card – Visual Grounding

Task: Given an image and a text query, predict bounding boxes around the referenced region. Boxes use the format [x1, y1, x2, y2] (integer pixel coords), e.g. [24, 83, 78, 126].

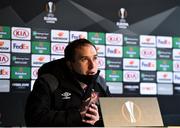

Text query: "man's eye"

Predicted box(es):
[93, 56, 98, 61]
[93, 56, 98, 60]
[80, 58, 87, 62]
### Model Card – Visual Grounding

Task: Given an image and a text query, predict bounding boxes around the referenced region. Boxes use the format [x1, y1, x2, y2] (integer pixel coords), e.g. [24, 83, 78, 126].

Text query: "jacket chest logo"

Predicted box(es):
[61, 92, 71, 99]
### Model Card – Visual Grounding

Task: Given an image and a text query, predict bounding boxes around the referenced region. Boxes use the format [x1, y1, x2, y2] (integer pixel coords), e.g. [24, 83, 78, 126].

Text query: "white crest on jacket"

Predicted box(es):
[61, 92, 71, 99]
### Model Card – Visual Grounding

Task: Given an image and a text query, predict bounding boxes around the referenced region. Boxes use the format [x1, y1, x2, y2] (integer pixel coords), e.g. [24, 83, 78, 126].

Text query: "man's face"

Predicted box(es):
[70, 44, 98, 75]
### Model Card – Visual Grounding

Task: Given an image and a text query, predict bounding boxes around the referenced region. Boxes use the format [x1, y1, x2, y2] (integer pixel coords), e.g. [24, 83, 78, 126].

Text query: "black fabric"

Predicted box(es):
[25, 58, 111, 127]
[72, 70, 100, 85]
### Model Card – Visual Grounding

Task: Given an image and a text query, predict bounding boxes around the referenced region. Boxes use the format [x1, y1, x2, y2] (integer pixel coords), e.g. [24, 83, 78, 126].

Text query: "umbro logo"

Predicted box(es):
[61, 92, 71, 99]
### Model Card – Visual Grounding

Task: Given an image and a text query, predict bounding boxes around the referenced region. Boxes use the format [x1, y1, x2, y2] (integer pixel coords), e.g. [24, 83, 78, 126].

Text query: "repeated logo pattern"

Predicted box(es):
[0, 26, 180, 95]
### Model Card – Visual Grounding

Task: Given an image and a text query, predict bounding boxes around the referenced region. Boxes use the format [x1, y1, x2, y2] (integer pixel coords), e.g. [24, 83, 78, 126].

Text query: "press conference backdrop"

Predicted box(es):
[0, 26, 180, 126]
[0, 26, 180, 94]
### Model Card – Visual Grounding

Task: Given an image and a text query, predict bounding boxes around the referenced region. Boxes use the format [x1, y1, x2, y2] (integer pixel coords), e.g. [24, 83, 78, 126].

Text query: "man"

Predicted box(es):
[25, 39, 111, 127]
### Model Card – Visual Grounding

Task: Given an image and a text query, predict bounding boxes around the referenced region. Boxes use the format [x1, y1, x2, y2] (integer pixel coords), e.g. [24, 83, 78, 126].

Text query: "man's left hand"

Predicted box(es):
[82, 103, 100, 125]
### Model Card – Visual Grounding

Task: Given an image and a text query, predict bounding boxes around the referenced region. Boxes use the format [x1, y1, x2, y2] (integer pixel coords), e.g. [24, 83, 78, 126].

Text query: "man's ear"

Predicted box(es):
[66, 61, 72, 70]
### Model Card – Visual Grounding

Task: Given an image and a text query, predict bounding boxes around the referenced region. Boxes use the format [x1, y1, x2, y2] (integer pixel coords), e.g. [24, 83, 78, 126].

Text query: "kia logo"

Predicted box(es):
[107, 36, 121, 42]
[142, 49, 155, 56]
[13, 29, 29, 38]
[175, 63, 180, 69]
[125, 72, 138, 80]
[33, 69, 38, 77]
[53, 44, 66, 52]
[98, 59, 104, 66]
[0, 54, 9, 64]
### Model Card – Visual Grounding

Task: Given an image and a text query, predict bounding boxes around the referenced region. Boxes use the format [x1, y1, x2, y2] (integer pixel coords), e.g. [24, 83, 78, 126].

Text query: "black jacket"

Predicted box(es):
[25, 58, 111, 127]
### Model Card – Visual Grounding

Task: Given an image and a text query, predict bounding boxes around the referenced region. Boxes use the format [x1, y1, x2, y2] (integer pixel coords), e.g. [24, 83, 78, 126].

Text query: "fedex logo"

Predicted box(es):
[12, 27, 31, 40]
[173, 61, 180, 71]
[70, 31, 87, 41]
[71, 34, 85, 40]
[140, 59, 156, 71]
[106, 46, 122, 57]
[13, 43, 29, 49]
[157, 36, 172, 48]
[11, 40, 31, 53]
[107, 48, 120, 54]
[174, 72, 180, 83]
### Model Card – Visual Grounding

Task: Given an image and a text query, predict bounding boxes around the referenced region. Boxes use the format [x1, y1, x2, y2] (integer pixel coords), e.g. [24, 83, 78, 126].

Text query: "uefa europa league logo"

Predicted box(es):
[48, 2, 53, 13]
[125, 101, 136, 123]
[46, 1, 55, 16]
[122, 101, 141, 123]
[44, 1, 57, 24]
[118, 8, 127, 19]
[116, 8, 129, 29]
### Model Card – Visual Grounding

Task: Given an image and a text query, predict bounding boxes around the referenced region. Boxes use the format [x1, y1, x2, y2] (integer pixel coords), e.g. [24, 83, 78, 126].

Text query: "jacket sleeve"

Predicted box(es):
[25, 76, 83, 127]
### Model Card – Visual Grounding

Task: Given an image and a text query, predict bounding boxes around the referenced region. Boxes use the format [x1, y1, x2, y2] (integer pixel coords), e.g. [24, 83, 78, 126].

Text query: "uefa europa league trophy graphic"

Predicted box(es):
[116, 8, 129, 29]
[47, 1, 54, 15]
[44, 1, 58, 24]
[125, 101, 136, 123]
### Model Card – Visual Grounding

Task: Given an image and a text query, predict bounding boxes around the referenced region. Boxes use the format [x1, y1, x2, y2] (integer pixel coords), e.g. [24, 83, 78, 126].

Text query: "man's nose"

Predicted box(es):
[88, 59, 94, 69]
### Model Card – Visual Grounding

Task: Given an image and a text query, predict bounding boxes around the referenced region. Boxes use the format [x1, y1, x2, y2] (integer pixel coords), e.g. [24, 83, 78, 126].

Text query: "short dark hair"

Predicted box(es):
[65, 39, 96, 62]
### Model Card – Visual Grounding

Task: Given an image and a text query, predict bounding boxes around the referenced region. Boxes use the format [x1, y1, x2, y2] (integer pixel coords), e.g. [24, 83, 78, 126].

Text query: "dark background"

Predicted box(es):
[0, 0, 180, 126]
